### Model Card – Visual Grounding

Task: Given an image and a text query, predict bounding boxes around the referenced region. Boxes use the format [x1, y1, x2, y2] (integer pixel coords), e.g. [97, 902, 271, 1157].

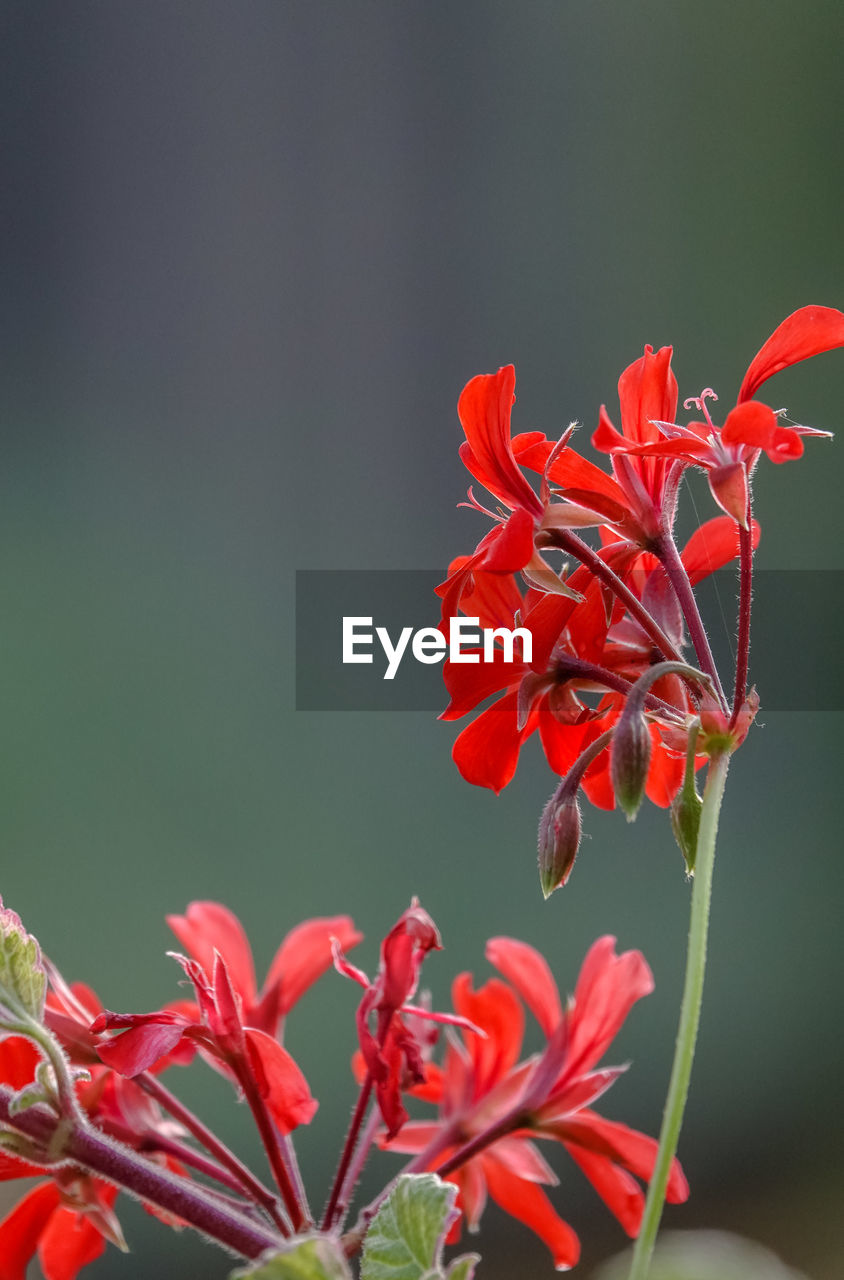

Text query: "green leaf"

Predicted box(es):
[0, 898, 46, 1023]
[230, 1235, 353, 1280]
[361, 1174, 478, 1280]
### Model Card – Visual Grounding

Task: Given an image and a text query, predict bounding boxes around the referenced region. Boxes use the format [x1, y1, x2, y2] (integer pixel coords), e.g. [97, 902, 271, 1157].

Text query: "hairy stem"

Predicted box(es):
[0, 1087, 283, 1259]
[730, 517, 754, 728]
[626, 748, 731, 1280]
[653, 532, 727, 708]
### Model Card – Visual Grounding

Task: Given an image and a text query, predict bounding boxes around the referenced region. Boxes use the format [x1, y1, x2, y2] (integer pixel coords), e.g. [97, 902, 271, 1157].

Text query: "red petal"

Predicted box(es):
[379, 1121, 447, 1155]
[441, 651, 525, 721]
[0, 1036, 40, 1090]
[243, 1029, 317, 1134]
[483, 1156, 581, 1270]
[563, 1143, 644, 1236]
[567, 938, 654, 1077]
[681, 516, 761, 585]
[480, 507, 536, 573]
[264, 917, 363, 1017]
[547, 445, 628, 515]
[708, 462, 749, 526]
[738, 305, 844, 402]
[0, 1182, 60, 1280]
[38, 1202, 110, 1280]
[720, 400, 778, 451]
[457, 367, 544, 517]
[644, 733, 684, 809]
[556, 1111, 689, 1204]
[617, 346, 677, 447]
[166, 903, 257, 1008]
[95, 1020, 190, 1077]
[457, 568, 523, 632]
[451, 691, 533, 793]
[485, 938, 562, 1038]
[451, 974, 524, 1094]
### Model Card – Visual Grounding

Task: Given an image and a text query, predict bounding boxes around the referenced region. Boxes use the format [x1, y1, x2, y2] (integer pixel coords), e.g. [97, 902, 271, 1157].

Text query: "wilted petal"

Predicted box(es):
[166, 903, 257, 1008]
[708, 461, 749, 526]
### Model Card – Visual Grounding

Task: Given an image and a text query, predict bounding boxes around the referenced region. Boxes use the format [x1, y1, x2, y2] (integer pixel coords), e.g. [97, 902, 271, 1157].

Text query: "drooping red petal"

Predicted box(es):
[562, 1142, 644, 1236]
[0, 1182, 60, 1280]
[38, 1200, 111, 1280]
[483, 1155, 581, 1271]
[263, 916, 363, 1017]
[738, 305, 844, 403]
[491, 1135, 557, 1184]
[457, 367, 544, 517]
[379, 1120, 447, 1155]
[243, 1029, 317, 1134]
[485, 938, 562, 1038]
[479, 507, 537, 572]
[166, 903, 257, 1008]
[555, 1111, 688, 1204]
[451, 691, 534, 793]
[681, 516, 761, 585]
[94, 1018, 191, 1077]
[451, 974, 525, 1095]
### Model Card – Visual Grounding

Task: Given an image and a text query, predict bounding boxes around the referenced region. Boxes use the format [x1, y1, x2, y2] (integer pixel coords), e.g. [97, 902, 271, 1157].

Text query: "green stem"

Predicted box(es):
[626, 748, 731, 1280]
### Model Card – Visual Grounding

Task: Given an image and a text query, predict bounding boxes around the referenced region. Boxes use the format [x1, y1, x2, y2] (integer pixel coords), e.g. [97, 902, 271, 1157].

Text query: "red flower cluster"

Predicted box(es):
[438, 307, 844, 823]
[382, 934, 687, 1270]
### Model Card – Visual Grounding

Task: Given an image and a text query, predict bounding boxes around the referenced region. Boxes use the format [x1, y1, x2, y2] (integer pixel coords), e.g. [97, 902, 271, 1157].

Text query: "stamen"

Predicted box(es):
[682, 387, 719, 430]
[457, 486, 501, 521]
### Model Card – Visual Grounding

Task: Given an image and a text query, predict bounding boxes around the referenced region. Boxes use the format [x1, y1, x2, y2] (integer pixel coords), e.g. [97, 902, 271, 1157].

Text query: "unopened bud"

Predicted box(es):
[0, 896, 46, 1024]
[670, 781, 703, 874]
[610, 709, 651, 822]
[538, 789, 582, 898]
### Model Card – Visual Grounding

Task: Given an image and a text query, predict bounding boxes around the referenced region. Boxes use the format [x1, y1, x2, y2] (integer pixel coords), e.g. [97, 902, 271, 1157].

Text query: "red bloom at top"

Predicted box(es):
[383, 935, 688, 1271]
[593, 306, 844, 525]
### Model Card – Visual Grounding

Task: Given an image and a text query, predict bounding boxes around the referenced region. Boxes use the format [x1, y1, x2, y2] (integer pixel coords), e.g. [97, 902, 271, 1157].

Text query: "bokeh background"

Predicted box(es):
[1, 3, 842, 1276]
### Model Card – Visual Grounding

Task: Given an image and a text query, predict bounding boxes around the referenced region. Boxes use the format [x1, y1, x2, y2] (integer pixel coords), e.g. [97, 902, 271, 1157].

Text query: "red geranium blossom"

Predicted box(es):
[91, 902, 360, 1137]
[439, 513, 756, 799]
[592, 306, 844, 525]
[383, 936, 688, 1271]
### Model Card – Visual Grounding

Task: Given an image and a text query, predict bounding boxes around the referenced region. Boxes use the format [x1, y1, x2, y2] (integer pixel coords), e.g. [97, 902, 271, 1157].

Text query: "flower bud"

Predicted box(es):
[670, 781, 703, 874]
[610, 708, 651, 822]
[0, 896, 46, 1025]
[538, 789, 582, 898]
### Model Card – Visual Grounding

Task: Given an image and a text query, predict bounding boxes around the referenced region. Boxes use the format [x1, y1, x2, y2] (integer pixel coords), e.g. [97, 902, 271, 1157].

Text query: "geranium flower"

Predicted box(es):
[383, 936, 688, 1271]
[592, 306, 844, 525]
[440, 515, 755, 799]
[0, 1176, 121, 1280]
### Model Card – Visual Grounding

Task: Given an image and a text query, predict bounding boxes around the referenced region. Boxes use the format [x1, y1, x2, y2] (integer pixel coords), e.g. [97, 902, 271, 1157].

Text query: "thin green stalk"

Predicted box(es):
[626, 748, 731, 1280]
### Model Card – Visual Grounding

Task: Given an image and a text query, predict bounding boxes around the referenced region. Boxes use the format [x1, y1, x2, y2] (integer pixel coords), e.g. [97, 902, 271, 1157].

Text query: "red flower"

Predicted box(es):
[384, 936, 688, 1271]
[90, 902, 358, 1138]
[440, 516, 756, 799]
[0, 1177, 121, 1280]
[593, 307, 844, 525]
[438, 366, 601, 624]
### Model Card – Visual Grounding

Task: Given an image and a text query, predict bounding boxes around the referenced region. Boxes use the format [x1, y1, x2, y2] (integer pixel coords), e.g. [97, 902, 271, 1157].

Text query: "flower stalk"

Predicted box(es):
[626, 747, 731, 1280]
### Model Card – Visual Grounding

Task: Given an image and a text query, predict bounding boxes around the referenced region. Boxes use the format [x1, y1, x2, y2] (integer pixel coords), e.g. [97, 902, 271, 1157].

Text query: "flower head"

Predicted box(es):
[383, 936, 687, 1271]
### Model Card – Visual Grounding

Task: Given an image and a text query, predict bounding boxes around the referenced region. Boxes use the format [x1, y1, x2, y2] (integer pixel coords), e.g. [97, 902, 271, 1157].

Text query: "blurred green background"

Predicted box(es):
[1, 2, 841, 1276]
